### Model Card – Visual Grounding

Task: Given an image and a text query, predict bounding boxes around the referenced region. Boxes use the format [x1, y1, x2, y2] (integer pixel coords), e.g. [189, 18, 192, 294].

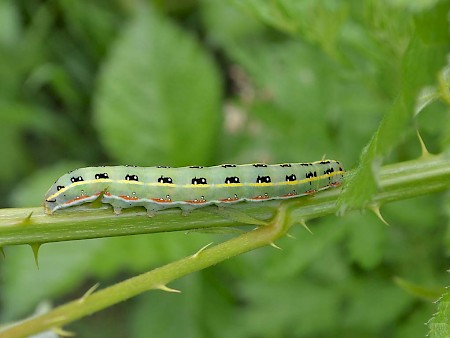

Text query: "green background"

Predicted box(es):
[0, 1, 449, 337]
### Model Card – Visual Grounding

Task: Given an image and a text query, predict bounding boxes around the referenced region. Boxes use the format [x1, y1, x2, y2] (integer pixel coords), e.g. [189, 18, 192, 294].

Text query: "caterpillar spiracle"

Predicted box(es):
[44, 160, 344, 216]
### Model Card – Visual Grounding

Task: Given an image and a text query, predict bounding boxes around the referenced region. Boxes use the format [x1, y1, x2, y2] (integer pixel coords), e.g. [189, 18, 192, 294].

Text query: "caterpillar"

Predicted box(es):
[44, 160, 344, 216]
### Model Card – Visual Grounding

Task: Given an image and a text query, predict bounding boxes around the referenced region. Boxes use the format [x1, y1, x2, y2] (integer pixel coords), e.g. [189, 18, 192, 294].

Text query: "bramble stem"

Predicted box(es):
[0, 155, 449, 337]
[0, 155, 449, 247]
[0, 204, 292, 337]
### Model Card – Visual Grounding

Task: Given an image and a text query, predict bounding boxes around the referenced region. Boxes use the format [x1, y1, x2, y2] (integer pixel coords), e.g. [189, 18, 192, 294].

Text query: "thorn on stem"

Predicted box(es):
[416, 130, 432, 158]
[78, 283, 100, 303]
[286, 233, 296, 239]
[52, 327, 75, 337]
[192, 242, 214, 258]
[299, 220, 313, 234]
[157, 285, 181, 293]
[370, 205, 390, 226]
[270, 242, 282, 250]
[30, 243, 42, 269]
[19, 212, 33, 226]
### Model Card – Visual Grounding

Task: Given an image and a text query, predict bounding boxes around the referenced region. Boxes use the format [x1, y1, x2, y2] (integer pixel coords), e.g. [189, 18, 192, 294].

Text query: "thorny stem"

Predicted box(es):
[0, 155, 449, 337]
[0, 205, 291, 337]
[0, 155, 449, 247]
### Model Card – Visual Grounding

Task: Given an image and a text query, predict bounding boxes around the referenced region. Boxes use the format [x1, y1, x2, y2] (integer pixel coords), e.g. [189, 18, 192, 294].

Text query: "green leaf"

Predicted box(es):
[338, 1, 450, 212]
[94, 5, 222, 166]
[235, 0, 349, 57]
[394, 277, 445, 301]
[415, 86, 440, 115]
[427, 287, 450, 338]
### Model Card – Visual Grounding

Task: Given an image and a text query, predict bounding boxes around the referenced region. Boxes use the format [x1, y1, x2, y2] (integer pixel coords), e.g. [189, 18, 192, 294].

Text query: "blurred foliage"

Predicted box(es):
[427, 287, 450, 338]
[0, 0, 449, 337]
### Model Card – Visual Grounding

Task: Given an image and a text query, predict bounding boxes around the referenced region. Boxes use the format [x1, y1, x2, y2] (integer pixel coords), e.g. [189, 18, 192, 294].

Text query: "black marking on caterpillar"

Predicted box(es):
[256, 175, 271, 183]
[158, 176, 173, 184]
[125, 174, 139, 181]
[95, 173, 109, 179]
[192, 177, 207, 185]
[324, 168, 335, 180]
[305, 171, 316, 185]
[225, 176, 240, 184]
[286, 174, 296, 182]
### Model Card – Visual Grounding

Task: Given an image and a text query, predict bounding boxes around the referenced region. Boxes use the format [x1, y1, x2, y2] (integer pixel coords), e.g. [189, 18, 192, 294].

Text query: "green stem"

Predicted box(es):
[0, 204, 292, 337]
[0, 155, 449, 337]
[1, 155, 449, 247]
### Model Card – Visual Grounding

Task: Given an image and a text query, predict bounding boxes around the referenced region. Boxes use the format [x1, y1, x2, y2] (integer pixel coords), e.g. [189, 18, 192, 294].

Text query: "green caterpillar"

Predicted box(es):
[44, 160, 344, 215]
